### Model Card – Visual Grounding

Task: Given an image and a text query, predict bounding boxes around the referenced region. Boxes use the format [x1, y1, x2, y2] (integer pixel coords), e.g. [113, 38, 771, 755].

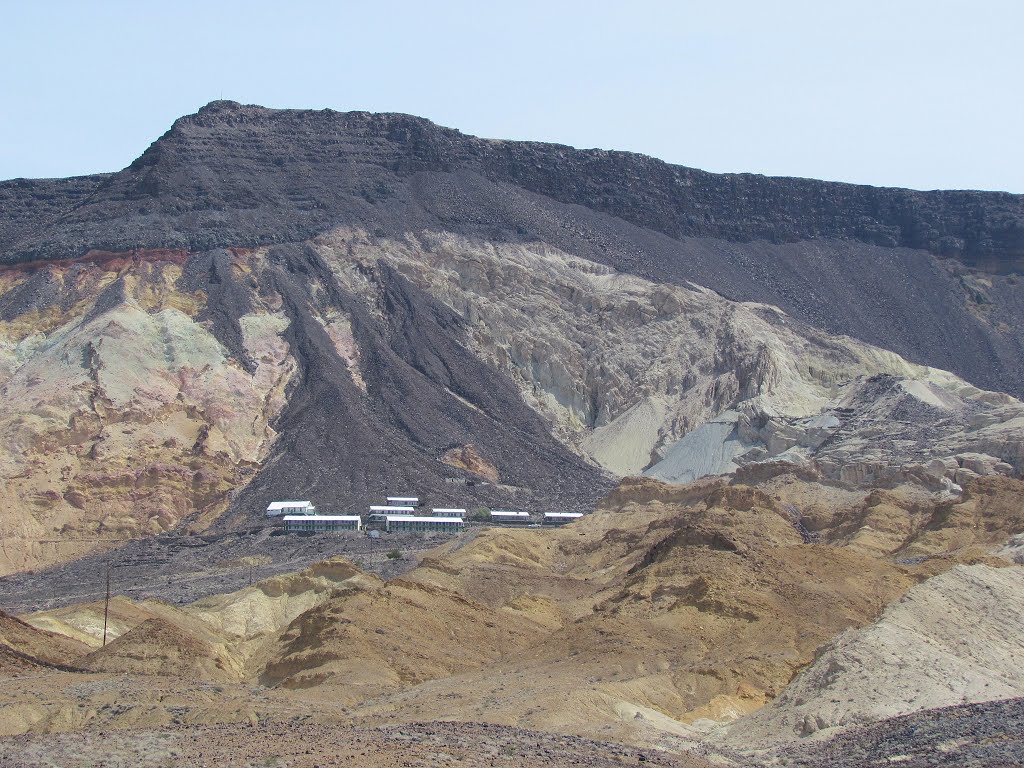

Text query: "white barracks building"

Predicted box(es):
[267, 499, 361, 532]
[266, 500, 316, 516]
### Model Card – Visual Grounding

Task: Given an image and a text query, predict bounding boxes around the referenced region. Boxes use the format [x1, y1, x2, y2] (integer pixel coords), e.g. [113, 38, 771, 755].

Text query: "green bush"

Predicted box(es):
[386, 548, 402, 560]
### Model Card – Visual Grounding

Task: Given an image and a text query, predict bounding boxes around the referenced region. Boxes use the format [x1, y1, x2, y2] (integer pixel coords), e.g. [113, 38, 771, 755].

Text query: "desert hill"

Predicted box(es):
[0, 609, 89, 675]
[1, 473, 1023, 766]
[0, 221, 1022, 575]
[1, 103, 1023, 574]
[719, 563, 1024, 747]
[4, 474, 1022, 756]
[330, 474, 1023, 740]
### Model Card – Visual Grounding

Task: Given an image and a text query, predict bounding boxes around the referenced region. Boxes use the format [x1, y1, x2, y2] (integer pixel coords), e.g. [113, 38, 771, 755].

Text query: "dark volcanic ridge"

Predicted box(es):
[3, 100, 1023, 269]
[1, 101, 1022, 399]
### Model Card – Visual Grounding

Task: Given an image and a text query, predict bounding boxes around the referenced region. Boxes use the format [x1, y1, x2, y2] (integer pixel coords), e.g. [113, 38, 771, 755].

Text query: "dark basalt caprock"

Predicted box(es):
[1, 101, 1022, 398]
[2, 100, 1023, 268]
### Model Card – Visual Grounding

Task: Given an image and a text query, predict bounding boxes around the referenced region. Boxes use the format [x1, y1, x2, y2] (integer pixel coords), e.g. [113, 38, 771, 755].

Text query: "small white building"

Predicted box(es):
[386, 496, 419, 506]
[366, 506, 416, 530]
[542, 512, 584, 526]
[490, 510, 530, 525]
[283, 515, 362, 532]
[368, 505, 416, 514]
[432, 508, 466, 517]
[266, 500, 316, 517]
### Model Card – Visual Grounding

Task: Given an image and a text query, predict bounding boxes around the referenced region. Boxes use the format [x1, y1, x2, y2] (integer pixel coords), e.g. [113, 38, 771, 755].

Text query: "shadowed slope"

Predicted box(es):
[0, 609, 89, 674]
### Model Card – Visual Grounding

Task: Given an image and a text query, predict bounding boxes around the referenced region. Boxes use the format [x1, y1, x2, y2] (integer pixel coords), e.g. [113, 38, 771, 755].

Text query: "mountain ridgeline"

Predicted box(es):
[0, 101, 1022, 575]
[3, 101, 1023, 267]
[2, 101, 1023, 397]
[3, 102, 1024, 767]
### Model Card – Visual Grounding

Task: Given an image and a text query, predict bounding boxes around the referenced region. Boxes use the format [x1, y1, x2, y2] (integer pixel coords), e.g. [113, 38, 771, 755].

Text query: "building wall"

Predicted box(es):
[386, 520, 463, 533]
[285, 520, 360, 532]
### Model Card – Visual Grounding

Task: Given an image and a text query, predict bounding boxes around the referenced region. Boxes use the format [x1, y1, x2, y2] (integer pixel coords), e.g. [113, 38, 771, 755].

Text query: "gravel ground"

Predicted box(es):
[747, 696, 1024, 767]
[0, 527, 456, 614]
[0, 720, 718, 768]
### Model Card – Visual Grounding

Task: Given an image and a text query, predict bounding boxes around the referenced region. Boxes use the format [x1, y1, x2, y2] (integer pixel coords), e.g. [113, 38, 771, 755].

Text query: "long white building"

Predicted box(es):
[384, 515, 464, 533]
[284, 515, 362, 532]
[386, 496, 419, 506]
[266, 500, 316, 517]
[368, 505, 416, 514]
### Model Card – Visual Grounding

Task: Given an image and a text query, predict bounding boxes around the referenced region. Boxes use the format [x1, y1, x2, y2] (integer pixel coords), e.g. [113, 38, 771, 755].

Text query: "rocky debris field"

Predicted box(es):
[747, 696, 1024, 767]
[0, 527, 437, 614]
[0, 690, 1020, 768]
[0, 720, 717, 768]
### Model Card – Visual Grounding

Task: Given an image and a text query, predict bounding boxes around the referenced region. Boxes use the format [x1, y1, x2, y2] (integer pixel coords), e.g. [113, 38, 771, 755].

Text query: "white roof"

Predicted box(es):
[491, 510, 529, 517]
[368, 505, 416, 512]
[267, 500, 314, 510]
[432, 508, 466, 514]
[544, 512, 584, 518]
[386, 497, 419, 503]
[386, 516, 464, 523]
[282, 515, 360, 521]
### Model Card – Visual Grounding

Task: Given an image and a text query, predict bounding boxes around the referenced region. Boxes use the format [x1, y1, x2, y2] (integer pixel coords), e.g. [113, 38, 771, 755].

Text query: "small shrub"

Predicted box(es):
[386, 548, 402, 560]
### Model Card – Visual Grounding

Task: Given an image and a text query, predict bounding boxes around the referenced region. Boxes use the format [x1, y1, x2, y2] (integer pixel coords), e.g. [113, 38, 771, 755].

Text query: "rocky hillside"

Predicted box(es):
[0, 102, 1022, 575]
[719, 564, 1024, 746]
[1, 226, 1022, 575]
[3, 473, 1024, 766]
[0, 240, 611, 574]
[2, 101, 1023, 396]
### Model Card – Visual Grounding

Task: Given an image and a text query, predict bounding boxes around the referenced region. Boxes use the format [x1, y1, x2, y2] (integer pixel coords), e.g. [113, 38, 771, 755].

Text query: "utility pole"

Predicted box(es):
[102, 565, 111, 647]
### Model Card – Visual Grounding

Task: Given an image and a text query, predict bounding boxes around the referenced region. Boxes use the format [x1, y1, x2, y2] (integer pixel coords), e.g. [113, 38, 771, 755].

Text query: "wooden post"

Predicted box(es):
[102, 565, 111, 647]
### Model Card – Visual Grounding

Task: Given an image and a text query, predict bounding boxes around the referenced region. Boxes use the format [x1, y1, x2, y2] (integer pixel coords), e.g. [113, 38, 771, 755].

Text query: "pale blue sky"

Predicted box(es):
[2, 0, 1021, 191]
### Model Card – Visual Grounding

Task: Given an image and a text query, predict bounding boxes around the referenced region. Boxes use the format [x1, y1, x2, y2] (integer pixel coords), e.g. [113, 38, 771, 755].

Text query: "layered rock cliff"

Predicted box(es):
[1, 102, 1022, 575]
[0, 242, 611, 574]
[4, 102, 1022, 268]
[1, 101, 1022, 395]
